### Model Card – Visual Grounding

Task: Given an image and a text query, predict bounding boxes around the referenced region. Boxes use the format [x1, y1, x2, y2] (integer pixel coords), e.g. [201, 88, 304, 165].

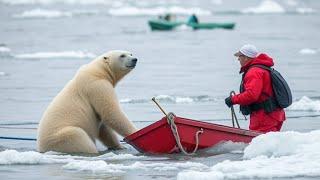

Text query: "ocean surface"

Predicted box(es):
[1, 0, 320, 179]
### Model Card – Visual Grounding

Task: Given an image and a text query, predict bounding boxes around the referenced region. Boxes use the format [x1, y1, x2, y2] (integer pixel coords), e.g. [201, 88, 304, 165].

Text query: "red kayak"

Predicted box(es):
[124, 113, 261, 154]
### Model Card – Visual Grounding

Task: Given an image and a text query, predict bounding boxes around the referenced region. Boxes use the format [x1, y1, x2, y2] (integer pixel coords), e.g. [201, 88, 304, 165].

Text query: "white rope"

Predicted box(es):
[166, 112, 203, 155]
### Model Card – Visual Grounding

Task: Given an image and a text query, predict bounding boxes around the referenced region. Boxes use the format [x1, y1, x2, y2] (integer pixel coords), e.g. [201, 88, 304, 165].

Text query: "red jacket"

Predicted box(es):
[231, 53, 286, 133]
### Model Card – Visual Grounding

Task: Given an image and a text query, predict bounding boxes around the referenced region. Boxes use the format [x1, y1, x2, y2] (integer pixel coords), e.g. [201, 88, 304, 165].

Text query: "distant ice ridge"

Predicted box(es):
[178, 130, 320, 179]
[15, 51, 96, 59]
[120, 95, 216, 104]
[109, 6, 211, 16]
[242, 0, 285, 14]
[14, 9, 72, 18]
[299, 48, 318, 55]
[289, 96, 320, 112]
[0, 0, 115, 5]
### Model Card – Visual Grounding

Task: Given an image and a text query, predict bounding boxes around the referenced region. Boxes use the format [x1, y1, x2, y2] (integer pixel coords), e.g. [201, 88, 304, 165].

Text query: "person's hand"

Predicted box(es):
[225, 96, 233, 108]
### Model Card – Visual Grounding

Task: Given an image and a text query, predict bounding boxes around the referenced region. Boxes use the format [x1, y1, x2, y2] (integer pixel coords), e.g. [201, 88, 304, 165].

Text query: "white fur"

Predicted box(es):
[37, 50, 138, 153]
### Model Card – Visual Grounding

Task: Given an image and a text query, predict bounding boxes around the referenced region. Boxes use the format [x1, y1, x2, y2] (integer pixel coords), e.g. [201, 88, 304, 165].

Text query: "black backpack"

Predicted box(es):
[244, 65, 292, 109]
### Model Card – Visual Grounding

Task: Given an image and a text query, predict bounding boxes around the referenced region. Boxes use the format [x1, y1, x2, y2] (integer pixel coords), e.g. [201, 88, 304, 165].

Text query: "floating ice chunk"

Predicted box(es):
[242, 0, 285, 14]
[286, 0, 297, 6]
[109, 6, 211, 16]
[0, 0, 115, 5]
[299, 48, 317, 55]
[0, 149, 73, 165]
[211, 0, 223, 5]
[178, 130, 320, 179]
[296, 7, 315, 14]
[15, 9, 72, 18]
[0, 46, 11, 53]
[0, 72, 7, 76]
[96, 152, 145, 160]
[289, 96, 320, 112]
[15, 51, 96, 59]
[63, 160, 125, 173]
[63, 160, 208, 173]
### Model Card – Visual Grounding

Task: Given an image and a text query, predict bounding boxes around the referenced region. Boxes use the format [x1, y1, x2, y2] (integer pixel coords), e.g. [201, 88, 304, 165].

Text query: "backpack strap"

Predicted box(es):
[240, 64, 279, 115]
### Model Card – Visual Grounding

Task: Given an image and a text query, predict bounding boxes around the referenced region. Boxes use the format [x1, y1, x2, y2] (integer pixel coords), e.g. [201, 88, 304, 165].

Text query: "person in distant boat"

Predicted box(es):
[187, 14, 199, 24]
[224, 44, 286, 133]
[162, 13, 176, 21]
[164, 14, 171, 21]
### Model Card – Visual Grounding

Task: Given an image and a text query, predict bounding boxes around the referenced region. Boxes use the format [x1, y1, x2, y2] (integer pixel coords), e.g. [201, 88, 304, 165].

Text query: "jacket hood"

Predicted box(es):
[240, 53, 274, 73]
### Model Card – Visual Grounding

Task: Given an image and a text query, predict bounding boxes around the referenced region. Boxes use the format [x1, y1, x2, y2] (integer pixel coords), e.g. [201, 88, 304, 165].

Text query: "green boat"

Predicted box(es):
[148, 20, 184, 31]
[148, 19, 236, 31]
[187, 22, 235, 30]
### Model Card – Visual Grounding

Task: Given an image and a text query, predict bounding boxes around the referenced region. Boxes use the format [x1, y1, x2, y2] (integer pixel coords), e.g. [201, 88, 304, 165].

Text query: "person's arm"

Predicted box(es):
[232, 69, 264, 105]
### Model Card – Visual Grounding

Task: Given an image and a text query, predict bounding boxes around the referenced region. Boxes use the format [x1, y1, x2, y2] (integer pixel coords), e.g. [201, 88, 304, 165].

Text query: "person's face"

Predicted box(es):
[237, 54, 250, 67]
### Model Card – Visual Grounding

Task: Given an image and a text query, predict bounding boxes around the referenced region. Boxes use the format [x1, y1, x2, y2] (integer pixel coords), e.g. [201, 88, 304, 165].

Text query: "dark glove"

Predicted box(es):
[225, 96, 233, 108]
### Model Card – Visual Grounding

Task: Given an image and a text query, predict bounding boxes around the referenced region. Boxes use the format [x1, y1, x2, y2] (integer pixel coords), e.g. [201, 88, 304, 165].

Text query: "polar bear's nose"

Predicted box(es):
[132, 58, 138, 63]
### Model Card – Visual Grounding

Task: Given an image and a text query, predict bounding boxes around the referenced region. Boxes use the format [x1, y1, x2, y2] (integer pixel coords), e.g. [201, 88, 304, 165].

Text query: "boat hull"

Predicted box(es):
[148, 20, 184, 31]
[187, 22, 235, 30]
[124, 116, 261, 154]
[148, 20, 235, 31]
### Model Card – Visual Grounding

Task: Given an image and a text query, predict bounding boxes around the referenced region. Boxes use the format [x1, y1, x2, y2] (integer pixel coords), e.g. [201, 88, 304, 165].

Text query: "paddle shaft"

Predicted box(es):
[152, 97, 167, 116]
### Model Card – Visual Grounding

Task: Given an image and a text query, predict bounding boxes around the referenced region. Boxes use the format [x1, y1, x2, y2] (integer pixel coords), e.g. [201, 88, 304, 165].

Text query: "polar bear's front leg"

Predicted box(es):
[98, 124, 124, 150]
[88, 82, 138, 137]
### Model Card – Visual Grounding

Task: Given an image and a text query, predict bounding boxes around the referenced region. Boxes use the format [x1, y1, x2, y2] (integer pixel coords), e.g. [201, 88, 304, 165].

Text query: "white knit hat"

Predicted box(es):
[234, 44, 258, 58]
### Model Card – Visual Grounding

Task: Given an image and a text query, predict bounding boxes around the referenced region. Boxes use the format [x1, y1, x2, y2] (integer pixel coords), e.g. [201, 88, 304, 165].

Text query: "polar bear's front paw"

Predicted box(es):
[108, 144, 126, 150]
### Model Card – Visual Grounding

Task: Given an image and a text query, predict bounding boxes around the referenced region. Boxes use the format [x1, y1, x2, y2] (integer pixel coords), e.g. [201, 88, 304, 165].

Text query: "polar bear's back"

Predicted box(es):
[37, 73, 100, 148]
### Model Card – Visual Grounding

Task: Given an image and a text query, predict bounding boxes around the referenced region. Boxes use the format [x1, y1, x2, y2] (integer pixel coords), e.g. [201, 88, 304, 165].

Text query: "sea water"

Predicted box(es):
[1, 0, 320, 179]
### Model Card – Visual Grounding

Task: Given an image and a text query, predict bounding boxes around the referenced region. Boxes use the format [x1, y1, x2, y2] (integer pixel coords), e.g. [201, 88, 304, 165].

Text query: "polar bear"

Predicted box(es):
[37, 50, 138, 154]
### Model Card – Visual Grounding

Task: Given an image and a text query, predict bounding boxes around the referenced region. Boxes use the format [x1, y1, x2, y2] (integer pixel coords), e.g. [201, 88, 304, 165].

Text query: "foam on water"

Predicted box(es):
[95, 152, 145, 160]
[0, 72, 7, 76]
[211, 0, 223, 5]
[15, 51, 96, 59]
[120, 95, 216, 104]
[178, 130, 320, 179]
[0, 0, 115, 5]
[0, 150, 73, 165]
[286, 0, 298, 6]
[0, 150, 146, 165]
[289, 96, 320, 112]
[109, 6, 211, 16]
[63, 161, 209, 174]
[0, 46, 11, 53]
[14, 9, 72, 18]
[242, 0, 285, 14]
[299, 48, 317, 55]
[296, 7, 316, 14]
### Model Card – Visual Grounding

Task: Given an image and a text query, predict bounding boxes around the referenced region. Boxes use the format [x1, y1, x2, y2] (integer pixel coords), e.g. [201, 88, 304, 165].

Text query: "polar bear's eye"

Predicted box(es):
[120, 54, 126, 58]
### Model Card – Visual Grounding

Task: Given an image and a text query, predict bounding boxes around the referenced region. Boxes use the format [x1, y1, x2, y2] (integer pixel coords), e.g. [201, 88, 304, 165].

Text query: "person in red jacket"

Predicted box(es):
[225, 44, 286, 133]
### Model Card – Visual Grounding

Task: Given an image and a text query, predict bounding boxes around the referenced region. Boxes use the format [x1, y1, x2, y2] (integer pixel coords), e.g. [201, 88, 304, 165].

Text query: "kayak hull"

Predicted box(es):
[148, 20, 184, 31]
[124, 116, 261, 154]
[148, 20, 236, 31]
[187, 22, 235, 30]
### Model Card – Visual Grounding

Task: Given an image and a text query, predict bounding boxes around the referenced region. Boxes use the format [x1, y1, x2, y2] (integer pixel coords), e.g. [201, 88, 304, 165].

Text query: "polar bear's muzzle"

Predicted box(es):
[125, 58, 138, 69]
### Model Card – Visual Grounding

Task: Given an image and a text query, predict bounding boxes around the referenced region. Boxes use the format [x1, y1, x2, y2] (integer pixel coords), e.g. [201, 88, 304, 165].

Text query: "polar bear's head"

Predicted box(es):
[104, 50, 137, 71]
[98, 50, 138, 84]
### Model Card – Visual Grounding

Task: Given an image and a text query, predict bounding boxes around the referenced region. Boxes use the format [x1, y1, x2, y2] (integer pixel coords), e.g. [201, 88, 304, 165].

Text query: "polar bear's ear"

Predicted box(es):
[103, 56, 109, 64]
